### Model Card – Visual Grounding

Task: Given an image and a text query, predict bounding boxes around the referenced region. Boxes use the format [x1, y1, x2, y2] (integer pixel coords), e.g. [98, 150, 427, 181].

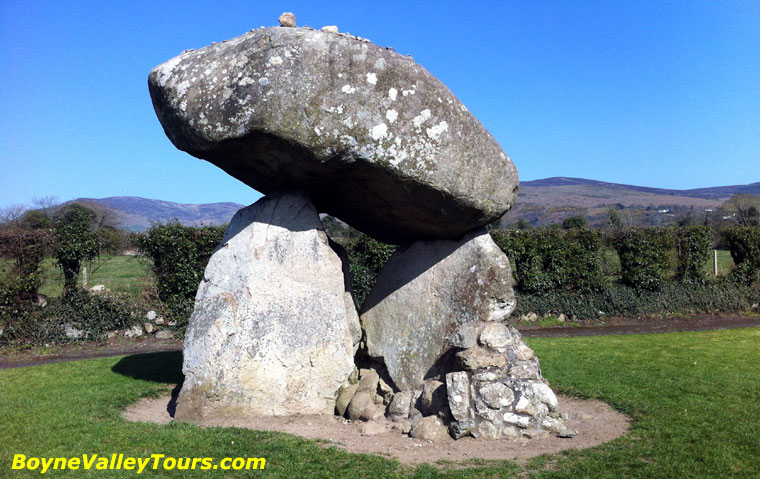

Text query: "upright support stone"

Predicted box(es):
[175, 190, 358, 420]
[360, 228, 516, 390]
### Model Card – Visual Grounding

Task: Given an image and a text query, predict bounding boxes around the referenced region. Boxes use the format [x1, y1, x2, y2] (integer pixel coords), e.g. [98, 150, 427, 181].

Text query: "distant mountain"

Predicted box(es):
[503, 177, 760, 227]
[521, 177, 760, 200]
[69, 197, 244, 231]
[66, 177, 759, 232]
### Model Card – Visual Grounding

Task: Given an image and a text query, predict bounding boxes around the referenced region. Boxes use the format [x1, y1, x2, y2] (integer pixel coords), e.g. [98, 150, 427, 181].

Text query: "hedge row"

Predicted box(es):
[723, 227, 760, 285]
[133, 222, 226, 332]
[339, 233, 396, 309]
[676, 226, 713, 284]
[492, 225, 760, 293]
[1, 290, 142, 345]
[610, 227, 675, 291]
[514, 280, 760, 321]
[490, 228, 603, 293]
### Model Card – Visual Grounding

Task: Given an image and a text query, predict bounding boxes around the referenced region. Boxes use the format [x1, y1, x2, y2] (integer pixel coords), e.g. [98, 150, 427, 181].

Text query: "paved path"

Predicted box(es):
[0, 341, 182, 370]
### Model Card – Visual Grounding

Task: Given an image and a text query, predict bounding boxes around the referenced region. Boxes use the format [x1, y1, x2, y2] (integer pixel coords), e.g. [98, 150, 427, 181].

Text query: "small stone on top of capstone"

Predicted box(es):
[321, 25, 339, 34]
[279, 12, 296, 27]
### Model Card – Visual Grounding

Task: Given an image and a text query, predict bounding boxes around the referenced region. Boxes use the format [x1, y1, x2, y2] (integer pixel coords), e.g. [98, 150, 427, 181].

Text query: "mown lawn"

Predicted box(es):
[1, 327, 759, 478]
[36, 255, 153, 300]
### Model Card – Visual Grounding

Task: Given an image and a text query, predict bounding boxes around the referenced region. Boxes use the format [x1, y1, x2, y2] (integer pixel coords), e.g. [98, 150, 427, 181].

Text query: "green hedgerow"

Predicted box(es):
[611, 227, 674, 291]
[490, 227, 604, 294]
[675, 225, 713, 284]
[133, 222, 226, 332]
[723, 226, 760, 285]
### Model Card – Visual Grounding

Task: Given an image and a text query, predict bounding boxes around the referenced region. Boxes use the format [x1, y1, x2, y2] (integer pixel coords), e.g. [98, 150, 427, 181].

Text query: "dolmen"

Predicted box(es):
[148, 15, 572, 440]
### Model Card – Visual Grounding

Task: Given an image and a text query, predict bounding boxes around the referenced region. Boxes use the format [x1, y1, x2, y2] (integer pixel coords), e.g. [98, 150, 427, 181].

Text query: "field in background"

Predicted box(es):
[28, 250, 738, 298]
[37, 255, 153, 300]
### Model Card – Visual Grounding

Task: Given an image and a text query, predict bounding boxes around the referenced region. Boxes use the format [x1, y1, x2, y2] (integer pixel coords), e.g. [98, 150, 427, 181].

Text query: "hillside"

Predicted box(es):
[70, 197, 243, 231]
[66, 177, 759, 231]
[521, 177, 760, 199]
[503, 177, 760, 227]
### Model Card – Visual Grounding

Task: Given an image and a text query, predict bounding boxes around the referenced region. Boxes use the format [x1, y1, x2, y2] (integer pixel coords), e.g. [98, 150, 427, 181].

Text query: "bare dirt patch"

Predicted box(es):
[122, 391, 629, 466]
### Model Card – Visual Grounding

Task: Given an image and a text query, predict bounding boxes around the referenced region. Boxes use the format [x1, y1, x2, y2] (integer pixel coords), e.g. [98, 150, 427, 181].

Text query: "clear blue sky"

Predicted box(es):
[2, 1, 758, 209]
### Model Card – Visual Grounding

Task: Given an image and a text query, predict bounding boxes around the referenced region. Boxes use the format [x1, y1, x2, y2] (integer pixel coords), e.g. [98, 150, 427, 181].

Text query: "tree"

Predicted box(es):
[562, 215, 586, 229]
[606, 208, 622, 229]
[21, 209, 53, 229]
[677, 208, 695, 227]
[53, 204, 99, 294]
[98, 225, 130, 255]
[0, 225, 51, 299]
[723, 194, 760, 226]
[134, 222, 227, 329]
[31, 195, 59, 219]
[0, 204, 27, 230]
[515, 218, 531, 230]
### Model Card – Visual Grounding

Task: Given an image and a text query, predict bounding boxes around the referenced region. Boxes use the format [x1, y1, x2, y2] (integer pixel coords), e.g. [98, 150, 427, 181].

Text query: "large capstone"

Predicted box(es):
[175, 189, 358, 420]
[148, 27, 518, 243]
[360, 228, 516, 390]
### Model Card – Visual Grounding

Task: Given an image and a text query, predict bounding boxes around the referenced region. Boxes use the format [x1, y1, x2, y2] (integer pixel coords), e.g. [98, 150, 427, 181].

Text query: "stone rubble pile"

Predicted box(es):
[333, 322, 573, 440]
[445, 322, 572, 439]
[148, 12, 572, 442]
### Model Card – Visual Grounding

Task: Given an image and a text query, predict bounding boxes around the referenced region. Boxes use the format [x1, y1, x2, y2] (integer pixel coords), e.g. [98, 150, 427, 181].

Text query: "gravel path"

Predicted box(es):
[3, 314, 759, 369]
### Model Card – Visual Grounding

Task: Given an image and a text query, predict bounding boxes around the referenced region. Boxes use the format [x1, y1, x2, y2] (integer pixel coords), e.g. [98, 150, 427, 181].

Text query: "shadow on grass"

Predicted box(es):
[112, 351, 184, 384]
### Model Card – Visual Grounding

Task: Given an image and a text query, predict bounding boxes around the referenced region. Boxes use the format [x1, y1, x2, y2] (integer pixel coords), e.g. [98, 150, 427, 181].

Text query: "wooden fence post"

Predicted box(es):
[713, 250, 718, 276]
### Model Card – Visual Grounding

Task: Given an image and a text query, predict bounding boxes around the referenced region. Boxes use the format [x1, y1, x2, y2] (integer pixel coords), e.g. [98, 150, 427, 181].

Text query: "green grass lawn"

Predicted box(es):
[36, 255, 153, 300]
[705, 249, 735, 276]
[2, 328, 759, 478]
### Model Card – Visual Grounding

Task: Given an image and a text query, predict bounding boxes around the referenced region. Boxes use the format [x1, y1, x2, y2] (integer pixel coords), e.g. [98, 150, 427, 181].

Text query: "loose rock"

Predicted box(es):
[89, 284, 108, 295]
[445, 372, 471, 421]
[154, 330, 173, 340]
[457, 347, 507, 371]
[388, 390, 414, 418]
[360, 421, 387, 436]
[451, 323, 480, 349]
[391, 419, 413, 434]
[479, 322, 511, 350]
[124, 325, 143, 338]
[419, 380, 448, 417]
[347, 371, 381, 420]
[410, 416, 450, 441]
[336, 383, 360, 416]
[278, 12, 296, 27]
[64, 324, 85, 340]
[347, 390, 374, 421]
[478, 383, 514, 409]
